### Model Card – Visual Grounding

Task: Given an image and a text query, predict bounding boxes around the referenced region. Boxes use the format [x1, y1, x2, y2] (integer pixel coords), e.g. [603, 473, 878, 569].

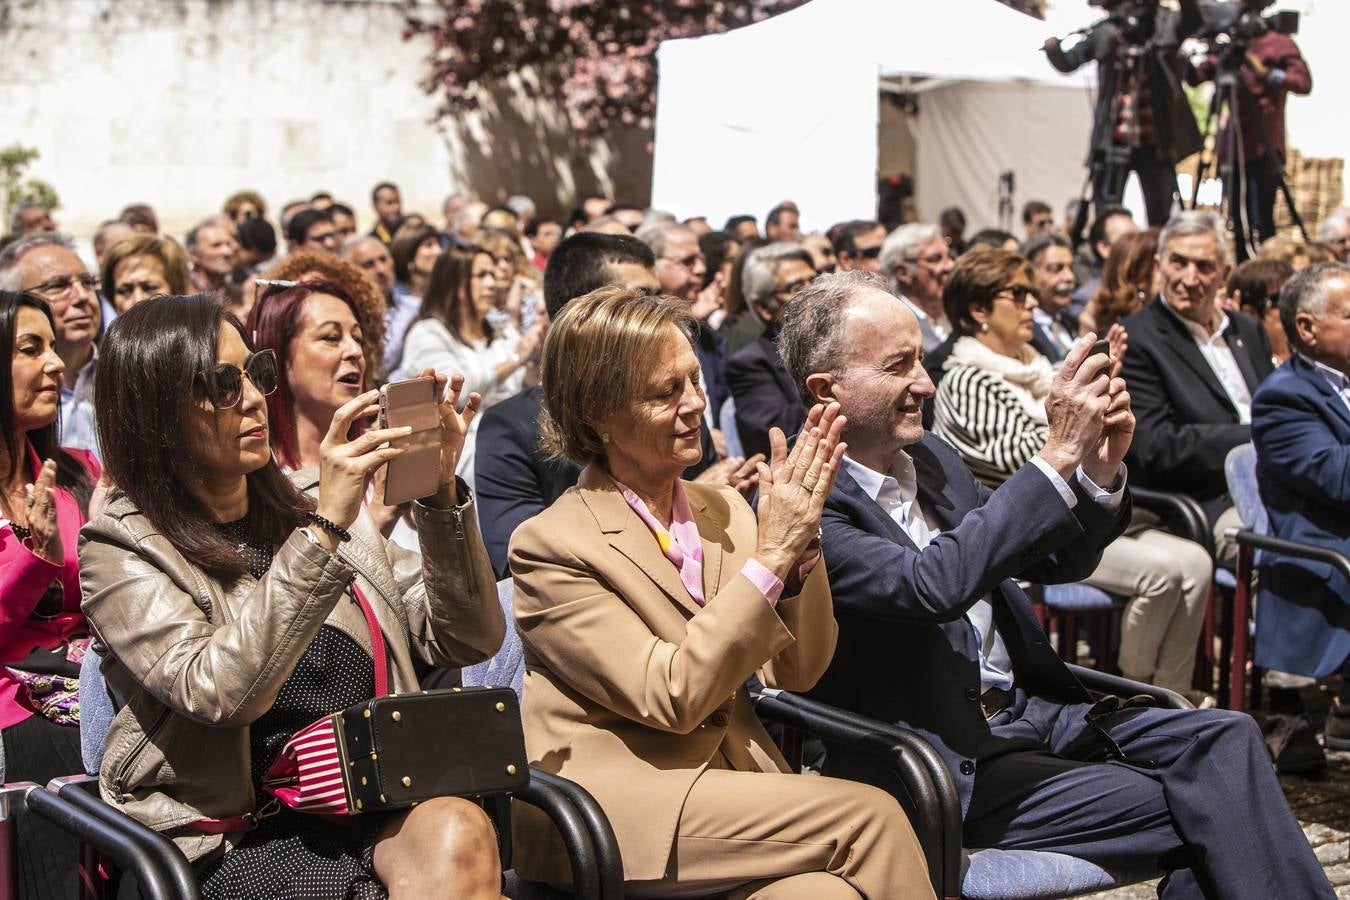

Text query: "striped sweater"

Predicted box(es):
[933, 363, 1048, 488]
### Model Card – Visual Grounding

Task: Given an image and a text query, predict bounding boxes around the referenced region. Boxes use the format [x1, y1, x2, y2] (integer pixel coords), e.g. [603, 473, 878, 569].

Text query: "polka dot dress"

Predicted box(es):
[197, 518, 389, 900]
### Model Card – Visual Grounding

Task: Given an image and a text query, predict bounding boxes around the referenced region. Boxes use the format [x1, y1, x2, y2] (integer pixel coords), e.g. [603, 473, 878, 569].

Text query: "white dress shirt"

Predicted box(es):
[841, 450, 1126, 693]
[1164, 303, 1253, 424]
[59, 348, 99, 458]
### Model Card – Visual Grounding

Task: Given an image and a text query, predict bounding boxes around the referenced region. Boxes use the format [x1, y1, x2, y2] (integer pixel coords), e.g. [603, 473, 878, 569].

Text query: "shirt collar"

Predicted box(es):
[1161, 297, 1229, 344]
[1300, 353, 1350, 391]
[841, 451, 919, 505]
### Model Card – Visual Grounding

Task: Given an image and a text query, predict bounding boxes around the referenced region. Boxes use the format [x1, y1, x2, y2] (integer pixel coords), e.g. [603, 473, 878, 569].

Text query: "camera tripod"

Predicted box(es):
[1190, 47, 1308, 261]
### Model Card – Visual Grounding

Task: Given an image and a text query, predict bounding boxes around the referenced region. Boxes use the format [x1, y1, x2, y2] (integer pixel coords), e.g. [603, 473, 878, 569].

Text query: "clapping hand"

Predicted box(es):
[753, 403, 847, 579]
[24, 459, 62, 565]
[1039, 335, 1113, 481]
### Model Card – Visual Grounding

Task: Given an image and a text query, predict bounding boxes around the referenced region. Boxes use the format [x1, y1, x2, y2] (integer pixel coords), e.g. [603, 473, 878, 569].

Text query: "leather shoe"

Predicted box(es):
[1264, 713, 1328, 774]
[1324, 701, 1350, 752]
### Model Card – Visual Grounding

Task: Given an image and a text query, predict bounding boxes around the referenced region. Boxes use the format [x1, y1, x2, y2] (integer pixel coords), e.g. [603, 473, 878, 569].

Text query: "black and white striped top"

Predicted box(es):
[933, 364, 1048, 488]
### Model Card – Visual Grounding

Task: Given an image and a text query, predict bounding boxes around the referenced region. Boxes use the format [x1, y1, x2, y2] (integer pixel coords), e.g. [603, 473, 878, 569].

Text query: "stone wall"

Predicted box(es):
[0, 0, 652, 240]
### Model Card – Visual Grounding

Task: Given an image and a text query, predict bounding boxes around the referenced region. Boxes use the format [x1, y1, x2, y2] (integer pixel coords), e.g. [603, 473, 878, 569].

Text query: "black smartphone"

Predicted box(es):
[1089, 339, 1110, 358]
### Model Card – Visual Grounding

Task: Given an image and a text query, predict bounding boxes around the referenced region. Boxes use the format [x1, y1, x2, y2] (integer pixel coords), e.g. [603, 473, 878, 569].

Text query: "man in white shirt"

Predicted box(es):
[775, 269, 1333, 900]
[1119, 211, 1274, 555]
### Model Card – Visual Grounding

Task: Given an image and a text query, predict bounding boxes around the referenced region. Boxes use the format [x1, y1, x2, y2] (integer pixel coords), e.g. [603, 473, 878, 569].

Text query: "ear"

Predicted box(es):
[969, 301, 992, 327]
[1295, 310, 1318, 350]
[804, 372, 837, 406]
[892, 263, 913, 289]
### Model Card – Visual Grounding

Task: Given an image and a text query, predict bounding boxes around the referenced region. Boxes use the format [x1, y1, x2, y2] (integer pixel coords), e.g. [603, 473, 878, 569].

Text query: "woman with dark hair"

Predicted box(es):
[1083, 229, 1161, 334]
[390, 222, 442, 300]
[933, 248, 1213, 701]
[0, 290, 99, 899]
[80, 294, 506, 899]
[1228, 257, 1295, 364]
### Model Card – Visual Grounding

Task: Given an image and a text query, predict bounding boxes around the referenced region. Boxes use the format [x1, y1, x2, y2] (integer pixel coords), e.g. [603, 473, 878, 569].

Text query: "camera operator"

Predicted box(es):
[1044, 0, 1204, 228]
[1186, 0, 1311, 247]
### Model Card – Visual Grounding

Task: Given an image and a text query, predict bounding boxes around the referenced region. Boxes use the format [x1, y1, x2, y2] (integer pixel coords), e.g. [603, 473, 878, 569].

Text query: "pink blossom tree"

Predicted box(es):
[404, 0, 808, 137]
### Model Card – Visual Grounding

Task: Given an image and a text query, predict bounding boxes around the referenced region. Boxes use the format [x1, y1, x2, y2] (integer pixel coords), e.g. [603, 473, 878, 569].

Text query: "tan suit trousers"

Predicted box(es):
[623, 769, 934, 900]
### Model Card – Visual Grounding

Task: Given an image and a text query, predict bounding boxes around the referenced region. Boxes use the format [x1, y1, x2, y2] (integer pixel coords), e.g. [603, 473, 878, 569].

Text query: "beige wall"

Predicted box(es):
[0, 0, 652, 243]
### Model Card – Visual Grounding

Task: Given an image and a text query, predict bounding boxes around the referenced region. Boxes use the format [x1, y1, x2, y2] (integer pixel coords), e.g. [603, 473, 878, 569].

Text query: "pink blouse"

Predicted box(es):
[613, 477, 793, 607]
[0, 444, 98, 730]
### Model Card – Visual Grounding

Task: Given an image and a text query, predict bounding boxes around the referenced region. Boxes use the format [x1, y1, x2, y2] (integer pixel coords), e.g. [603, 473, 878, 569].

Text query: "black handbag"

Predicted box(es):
[340, 686, 530, 812]
[261, 583, 529, 816]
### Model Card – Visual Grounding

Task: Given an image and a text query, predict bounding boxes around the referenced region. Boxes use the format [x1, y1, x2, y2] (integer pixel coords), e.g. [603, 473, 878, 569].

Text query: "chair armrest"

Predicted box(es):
[1066, 664, 1192, 710]
[526, 771, 623, 900]
[23, 784, 200, 900]
[514, 772, 601, 899]
[752, 689, 957, 899]
[1229, 529, 1350, 580]
[46, 776, 201, 900]
[1132, 487, 1213, 556]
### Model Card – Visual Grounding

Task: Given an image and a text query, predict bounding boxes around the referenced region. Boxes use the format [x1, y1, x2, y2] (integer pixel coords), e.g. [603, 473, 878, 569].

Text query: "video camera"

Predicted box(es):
[1085, 0, 1160, 46]
[1196, 0, 1298, 46]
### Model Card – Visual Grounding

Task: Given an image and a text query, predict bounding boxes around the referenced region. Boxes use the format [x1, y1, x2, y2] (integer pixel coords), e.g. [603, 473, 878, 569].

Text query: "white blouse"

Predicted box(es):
[397, 318, 523, 410]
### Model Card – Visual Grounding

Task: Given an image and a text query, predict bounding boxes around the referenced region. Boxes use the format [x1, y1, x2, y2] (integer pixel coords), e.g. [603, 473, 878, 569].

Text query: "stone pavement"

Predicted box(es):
[1084, 719, 1350, 899]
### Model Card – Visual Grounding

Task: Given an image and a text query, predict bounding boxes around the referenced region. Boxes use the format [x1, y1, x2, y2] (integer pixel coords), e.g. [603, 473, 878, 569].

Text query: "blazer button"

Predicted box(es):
[965, 687, 980, 702]
[710, 710, 731, 728]
[960, 760, 976, 776]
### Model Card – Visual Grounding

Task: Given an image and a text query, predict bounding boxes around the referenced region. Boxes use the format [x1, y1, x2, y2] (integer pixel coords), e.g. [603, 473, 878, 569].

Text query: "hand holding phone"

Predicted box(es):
[378, 376, 442, 506]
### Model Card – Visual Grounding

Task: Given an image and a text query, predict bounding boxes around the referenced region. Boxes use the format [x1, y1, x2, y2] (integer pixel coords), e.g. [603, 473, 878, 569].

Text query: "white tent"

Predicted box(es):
[651, 0, 1100, 232]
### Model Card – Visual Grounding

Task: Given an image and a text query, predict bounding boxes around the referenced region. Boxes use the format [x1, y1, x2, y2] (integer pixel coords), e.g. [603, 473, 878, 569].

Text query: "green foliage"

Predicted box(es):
[0, 144, 60, 227]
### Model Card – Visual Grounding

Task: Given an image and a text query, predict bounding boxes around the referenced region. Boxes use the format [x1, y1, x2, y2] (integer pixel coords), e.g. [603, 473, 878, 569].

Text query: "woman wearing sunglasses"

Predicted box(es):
[0, 290, 100, 899]
[931, 248, 1214, 703]
[80, 295, 506, 899]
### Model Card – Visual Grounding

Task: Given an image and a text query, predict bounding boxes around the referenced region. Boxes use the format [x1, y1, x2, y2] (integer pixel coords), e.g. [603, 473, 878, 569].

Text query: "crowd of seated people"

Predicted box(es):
[0, 186, 1346, 899]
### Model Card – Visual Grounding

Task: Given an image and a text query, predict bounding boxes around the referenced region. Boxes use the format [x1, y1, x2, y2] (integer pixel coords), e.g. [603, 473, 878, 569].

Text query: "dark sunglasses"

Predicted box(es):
[855, 245, 882, 260]
[198, 349, 280, 409]
[998, 285, 1038, 305]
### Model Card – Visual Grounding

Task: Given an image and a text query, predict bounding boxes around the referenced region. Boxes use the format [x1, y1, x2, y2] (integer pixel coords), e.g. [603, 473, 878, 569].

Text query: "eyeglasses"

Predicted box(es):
[775, 276, 815, 297]
[197, 349, 279, 409]
[911, 250, 953, 268]
[996, 285, 1038, 305]
[28, 274, 98, 301]
[854, 245, 883, 260]
[663, 252, 705, 270]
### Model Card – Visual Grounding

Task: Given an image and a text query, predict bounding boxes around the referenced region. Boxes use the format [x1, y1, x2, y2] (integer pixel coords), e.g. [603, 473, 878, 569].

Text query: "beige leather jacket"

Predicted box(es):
[78, 471, 504, 862]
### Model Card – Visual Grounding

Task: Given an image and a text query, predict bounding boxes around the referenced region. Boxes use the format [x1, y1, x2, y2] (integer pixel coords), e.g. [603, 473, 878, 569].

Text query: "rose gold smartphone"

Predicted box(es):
[378, 376, 441, 506]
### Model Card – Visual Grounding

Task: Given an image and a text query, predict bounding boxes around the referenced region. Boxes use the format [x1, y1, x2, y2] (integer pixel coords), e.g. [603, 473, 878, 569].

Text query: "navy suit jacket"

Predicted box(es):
[1120, 298, 1273, 518]
[475, 386, 721, 578]
[809, 433, 1129, 814]
[726, 334, 806, 462]
[1251, 356, 1350, 677]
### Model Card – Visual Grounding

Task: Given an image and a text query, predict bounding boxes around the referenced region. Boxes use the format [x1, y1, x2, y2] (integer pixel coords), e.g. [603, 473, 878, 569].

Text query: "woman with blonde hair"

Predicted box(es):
[100, 234, 193, 314]
[510, 284, 933, 897]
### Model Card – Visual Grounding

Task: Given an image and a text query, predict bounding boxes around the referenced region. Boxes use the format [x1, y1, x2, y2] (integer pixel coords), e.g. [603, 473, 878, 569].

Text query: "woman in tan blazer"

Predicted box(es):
[509, 286, 933, 899]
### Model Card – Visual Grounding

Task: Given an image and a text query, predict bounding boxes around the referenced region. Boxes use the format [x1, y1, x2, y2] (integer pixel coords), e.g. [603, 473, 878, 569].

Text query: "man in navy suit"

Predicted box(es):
[1252, 262, 1350, 750]
[726, 243, 815, 460]
[776, 271, 1332, 899]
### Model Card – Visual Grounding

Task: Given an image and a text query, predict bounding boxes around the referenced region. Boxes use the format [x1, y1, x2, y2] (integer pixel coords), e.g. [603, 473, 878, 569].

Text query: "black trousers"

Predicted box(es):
[2, 715, 84, 900]
[964, 696, 1333, 899]
[1094, 149, 1178, 228]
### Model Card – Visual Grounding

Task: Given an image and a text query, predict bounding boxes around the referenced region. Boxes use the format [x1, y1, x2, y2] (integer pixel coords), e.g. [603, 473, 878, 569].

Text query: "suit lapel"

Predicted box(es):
[688, 486, 727, 600]
[578, 465, 705, 618]
[1146, 300, 1237, 416]
[1225, 314, 1263, 393]
[835, 467, 920, 551]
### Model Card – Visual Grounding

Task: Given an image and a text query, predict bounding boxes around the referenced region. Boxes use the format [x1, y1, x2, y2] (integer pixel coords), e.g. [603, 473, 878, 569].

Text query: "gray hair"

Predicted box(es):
[7, 201, 48, 235]
[742, 243, 815, 317]
[505, 195, 536, 219]
[879, 224, 940, 288]
[1159, 210, 1230, 266]
[635, 220, 691, 258]
[1278, 261, 1350, 352]
[340, 233, 385, 258]
[1318, 207, 1350, 241]
[1022, 231, 1072, 264]
[778, 270, 893, 405]
[453, 201, 487, 233]
[0, 232, 78, 290]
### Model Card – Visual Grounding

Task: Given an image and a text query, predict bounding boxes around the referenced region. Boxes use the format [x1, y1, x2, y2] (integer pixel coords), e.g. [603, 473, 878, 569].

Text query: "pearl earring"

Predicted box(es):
[981, 322, 990, 333]
[601, 433, 611, 444]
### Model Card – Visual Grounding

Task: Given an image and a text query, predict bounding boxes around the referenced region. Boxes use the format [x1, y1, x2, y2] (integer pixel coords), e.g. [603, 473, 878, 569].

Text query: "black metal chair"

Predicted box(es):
[754, 665, 1189, 900]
